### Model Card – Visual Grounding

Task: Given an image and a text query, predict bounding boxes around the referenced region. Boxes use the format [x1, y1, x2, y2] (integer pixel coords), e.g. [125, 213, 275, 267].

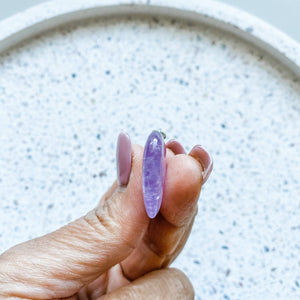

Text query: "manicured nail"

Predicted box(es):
[189, 145, 213, 184]
[143, 131, 166, 219]
[116, 132, 132, 186]
[166, 139, 186, 154]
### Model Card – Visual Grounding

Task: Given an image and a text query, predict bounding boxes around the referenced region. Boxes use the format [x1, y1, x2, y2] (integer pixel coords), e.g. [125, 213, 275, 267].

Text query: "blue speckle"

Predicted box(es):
[264, 246, 270, 252]
[246, 27, 254, 33]
[25, 186, 29, 190]
[71, 73, 77, 78]
[73, 134, 78, 139]
[107, 36, 111, 41]
[26, 148, 31, 152]
[105, 70, 111, 75]
[193, 260, 200, 265]
[224, 295, 230, 300]
[27, 155, 32, 160]
[221, 246, 229, 250]
[0, 178, 2, 183]
[295, 281, 299, 288]
[221, 123, 226, 129]
[47, 203, 54, 209]
[271, 267, 277, 272]
[96, 134, 101, 140]
[179, 79, 189, 86]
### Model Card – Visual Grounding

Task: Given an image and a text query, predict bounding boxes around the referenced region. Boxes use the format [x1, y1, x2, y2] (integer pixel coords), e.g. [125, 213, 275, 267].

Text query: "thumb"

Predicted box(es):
[100, 268, 194, 300]
[0, 144, 149, 299]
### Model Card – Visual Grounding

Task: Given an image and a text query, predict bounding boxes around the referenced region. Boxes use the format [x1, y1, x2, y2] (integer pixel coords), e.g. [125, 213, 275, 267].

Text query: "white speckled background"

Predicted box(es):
[0, 1, 300, 299]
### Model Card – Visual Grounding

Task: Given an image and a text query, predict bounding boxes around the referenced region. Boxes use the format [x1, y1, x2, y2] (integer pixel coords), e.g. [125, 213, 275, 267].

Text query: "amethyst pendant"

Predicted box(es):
[142, 130, 166, 219]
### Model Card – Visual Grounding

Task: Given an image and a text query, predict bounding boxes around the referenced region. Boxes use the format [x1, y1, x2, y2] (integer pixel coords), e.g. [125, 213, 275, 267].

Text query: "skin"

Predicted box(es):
[0, 143, 205, 299]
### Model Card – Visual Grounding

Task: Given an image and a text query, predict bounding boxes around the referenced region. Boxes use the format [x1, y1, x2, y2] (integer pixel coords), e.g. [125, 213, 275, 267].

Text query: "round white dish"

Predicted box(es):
[0, 1, 299, 299]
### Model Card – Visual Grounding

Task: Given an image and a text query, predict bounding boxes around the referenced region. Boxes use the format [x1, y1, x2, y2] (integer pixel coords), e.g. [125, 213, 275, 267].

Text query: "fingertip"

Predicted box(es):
[161, 154, 203, 227]
[122, 143, 149, 222]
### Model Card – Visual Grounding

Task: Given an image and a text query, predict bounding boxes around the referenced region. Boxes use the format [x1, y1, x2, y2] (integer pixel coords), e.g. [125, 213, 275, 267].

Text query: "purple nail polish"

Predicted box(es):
[166, 139, 186, 154]
[143, 131, 166, 219]
[116, 132, 132, 186]
[189, 145, 213, 184]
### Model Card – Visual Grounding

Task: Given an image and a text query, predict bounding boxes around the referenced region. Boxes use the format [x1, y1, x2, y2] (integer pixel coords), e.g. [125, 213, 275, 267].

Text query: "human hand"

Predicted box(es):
[0, 135, 213, 299]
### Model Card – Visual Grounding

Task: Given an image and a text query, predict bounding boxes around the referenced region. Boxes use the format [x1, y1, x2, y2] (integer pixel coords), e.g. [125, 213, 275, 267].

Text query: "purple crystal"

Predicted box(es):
[142, 131, 166, 219]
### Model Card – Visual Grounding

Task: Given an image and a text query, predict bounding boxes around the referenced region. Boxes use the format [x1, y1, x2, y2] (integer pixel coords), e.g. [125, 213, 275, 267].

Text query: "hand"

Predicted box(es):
[0, 139, 212, 299]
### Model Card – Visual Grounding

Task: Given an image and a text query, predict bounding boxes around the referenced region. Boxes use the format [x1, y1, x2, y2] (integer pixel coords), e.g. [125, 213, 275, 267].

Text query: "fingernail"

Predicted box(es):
[116, 132, 132, 186]
[166, 139, 186, 154]
[189, 145, 213, 184]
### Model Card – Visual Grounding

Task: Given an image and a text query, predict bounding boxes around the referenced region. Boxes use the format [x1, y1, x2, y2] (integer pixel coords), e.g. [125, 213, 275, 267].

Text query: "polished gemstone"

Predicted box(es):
[142, 130, 166, 219]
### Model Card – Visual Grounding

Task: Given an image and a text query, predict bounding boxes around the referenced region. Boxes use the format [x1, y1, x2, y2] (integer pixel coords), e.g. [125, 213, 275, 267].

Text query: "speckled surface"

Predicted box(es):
[0, 1, 300, 299]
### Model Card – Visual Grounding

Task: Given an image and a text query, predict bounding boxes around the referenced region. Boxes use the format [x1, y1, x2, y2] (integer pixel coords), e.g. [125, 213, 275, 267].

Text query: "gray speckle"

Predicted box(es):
[47, 203, 54, 209]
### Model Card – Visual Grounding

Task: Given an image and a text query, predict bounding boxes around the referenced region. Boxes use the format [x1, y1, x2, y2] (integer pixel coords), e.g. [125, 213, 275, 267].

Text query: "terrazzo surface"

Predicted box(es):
[0, 13, 300, 300]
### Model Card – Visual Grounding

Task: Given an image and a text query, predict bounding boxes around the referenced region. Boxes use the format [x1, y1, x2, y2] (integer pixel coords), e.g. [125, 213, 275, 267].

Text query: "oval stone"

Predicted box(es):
[142, 130, 166, 219]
